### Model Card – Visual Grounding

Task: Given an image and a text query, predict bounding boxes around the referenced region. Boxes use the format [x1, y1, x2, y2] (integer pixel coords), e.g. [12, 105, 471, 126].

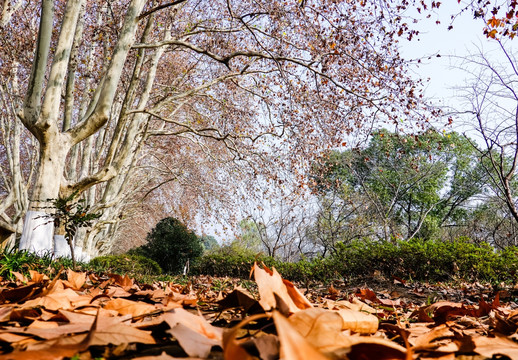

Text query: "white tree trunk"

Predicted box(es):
[19, 211, 53, 253]
[53, 234, 71, 258]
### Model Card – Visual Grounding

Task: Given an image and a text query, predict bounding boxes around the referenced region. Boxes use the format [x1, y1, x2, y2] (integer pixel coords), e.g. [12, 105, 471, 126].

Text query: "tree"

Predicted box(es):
[200, 235, 219, 252]
[312, 130, 487, 241]
[0, 0, 423, 256]
[305, 186, 376, 256]
[135, 217, 202, 274]
[455, 42, 518, 228]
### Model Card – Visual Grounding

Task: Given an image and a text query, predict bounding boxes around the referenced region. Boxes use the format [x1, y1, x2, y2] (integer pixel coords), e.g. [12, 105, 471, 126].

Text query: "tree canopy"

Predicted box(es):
[311, 130, 487, 243]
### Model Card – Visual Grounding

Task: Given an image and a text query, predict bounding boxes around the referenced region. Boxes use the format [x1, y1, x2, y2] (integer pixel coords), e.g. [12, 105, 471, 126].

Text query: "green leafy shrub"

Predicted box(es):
[193, 243, 268, 278]
[0, 247, 79, 279]
[195, 237, 518, 284]
[328, 238, 518, 283]
[133, 217, 203, 274]
[90, 254, 162, 276]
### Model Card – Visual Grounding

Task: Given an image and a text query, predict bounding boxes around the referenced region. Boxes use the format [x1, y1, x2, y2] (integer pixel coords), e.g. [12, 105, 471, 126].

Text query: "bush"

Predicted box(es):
[328, 238, 518, 283]
[194, 238, 518, 284]
[193, 243, 268, 278]
[134, 217, 203, 274]
[90, 254, 162, 276]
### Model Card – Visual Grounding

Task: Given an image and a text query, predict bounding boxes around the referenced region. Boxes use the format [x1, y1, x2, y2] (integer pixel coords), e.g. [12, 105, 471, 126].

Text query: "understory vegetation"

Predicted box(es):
[2, 237, 516, 285]
[192, 238, 518, 284]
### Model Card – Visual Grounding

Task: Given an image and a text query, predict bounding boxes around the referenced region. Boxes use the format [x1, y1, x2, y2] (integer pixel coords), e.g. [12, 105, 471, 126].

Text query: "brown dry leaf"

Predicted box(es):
[9, 308, 41, 322]
[337, 308, 378, 334]
[421, 301, 476, 324]
[410, 324, 455, 350]
[345, 337, 407, 360]
[108, 273, 134, 289]
[133, 352, 192, 360]
[356, 288, 379, 303]
[0, 283, 40, 303]
[0, 306, 12, 321]
[272, 310, 330, 360]
[253, 263, 311, 313]
[21, 288, 86, 311]
[58, 309, 95, 324]
[26, 315, 155, 348]
[104, 298, 157, 317]
[0, 332, 32, 343]
[327, 284, 339, 300]
[105, 285, 133, 298]
[11, 322, 91, 340]
[472, 333, 518, 358]
[288, 307, 352, 355]
[29, 270, 47, 283]
[217, 288, 262, 314]
[246, 334, 279, 360]
[223, 314, 268, 360]
[333, 298, 378, 315]
[63, 269, 86, 290]
[165, 291, 197, 307]
[0, 347, 80, 360]
[163, 308, 222, 358]
[28, 319, 59, 329]
[11, 271, 28, 283]
[168, 324, 220, 358]
[89, 321, 155, 346]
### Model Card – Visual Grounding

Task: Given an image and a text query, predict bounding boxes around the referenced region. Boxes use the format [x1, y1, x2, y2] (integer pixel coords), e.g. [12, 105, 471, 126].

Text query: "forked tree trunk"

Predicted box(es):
[18, 0, 146, 256]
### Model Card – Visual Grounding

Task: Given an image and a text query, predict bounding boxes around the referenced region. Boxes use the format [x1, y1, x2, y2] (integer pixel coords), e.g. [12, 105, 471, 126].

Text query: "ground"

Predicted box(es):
[0, 265, 516, 359]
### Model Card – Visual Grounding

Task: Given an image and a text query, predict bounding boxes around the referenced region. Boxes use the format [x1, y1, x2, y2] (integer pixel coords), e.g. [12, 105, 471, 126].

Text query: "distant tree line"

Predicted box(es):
[229, 129, 518, 262]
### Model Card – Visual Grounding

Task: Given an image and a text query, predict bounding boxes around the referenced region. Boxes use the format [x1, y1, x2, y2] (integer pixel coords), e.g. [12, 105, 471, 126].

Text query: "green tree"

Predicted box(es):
[234, 219, 264, 254]
[200, 235, 219, 252]
[312, 130, 487, 242]
[137, 217, 203, 274]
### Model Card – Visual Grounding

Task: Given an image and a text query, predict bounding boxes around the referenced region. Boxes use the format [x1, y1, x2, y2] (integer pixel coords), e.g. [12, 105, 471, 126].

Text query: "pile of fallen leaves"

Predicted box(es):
[0, 264, 517, 359]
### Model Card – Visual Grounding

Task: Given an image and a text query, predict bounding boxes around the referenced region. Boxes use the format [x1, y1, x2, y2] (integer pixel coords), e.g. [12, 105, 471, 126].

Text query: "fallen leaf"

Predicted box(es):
[104, 298, 157, 317]
[163, 308, 222, 358]
[288, 307, 352, 355]
[273, 311, 330, 360]
[63, 269, 86, 290]
[472, 333, 518, 358]
[217, 288, 262, 314]
[223, 314, 268, 360]
[253, 263, 312, 313]
[21, 288, 88, 311]
[337, 308, 379, 334]
[133, 352, 188, 360]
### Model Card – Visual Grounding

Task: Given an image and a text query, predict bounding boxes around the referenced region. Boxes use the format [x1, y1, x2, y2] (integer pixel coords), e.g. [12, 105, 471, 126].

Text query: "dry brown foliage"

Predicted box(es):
[0, 264, 515, 359]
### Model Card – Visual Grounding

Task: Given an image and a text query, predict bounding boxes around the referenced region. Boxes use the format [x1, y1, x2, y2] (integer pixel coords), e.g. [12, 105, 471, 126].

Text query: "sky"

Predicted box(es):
[207, 2, 518, 242]
[399, 1, 503, 108]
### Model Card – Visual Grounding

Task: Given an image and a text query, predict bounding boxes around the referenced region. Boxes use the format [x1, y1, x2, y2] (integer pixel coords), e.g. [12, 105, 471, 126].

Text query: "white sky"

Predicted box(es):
[399, 1, 502, 107]
[205, 2, 518, 242]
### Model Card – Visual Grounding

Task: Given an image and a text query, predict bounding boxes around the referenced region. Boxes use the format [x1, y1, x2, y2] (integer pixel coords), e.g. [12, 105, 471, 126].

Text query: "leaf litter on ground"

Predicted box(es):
[0, 265, 516, 359]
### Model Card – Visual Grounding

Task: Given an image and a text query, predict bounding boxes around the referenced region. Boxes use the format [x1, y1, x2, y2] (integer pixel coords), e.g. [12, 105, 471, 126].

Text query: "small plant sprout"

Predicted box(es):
[39, 191, 101, 268]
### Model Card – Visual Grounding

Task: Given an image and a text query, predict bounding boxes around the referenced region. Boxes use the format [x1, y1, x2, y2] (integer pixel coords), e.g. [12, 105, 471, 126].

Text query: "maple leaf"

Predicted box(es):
[104, 298, 157, 317]
[63, 269, 86, 290]
[252, 262, 312, 313]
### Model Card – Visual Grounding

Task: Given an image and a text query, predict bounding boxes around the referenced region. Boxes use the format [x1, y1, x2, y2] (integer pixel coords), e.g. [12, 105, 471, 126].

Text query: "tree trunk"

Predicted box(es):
[20, 135, 69, 253]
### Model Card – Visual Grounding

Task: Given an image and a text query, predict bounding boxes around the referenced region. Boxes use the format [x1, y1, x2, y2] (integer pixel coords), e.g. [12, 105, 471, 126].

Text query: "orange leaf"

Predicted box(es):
[337, 308, 379, 334]
[252, 263, 312, 313]
[273, 311, 330, 360]
[63, 270, 86, 290]
[163, 308, 222, 358]
[223, 313, 269, 360]
[104, 298, 157, 317]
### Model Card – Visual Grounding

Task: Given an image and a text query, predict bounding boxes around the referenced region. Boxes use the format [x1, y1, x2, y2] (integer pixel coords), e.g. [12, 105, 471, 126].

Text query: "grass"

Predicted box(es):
[3, 237, 518, 286]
